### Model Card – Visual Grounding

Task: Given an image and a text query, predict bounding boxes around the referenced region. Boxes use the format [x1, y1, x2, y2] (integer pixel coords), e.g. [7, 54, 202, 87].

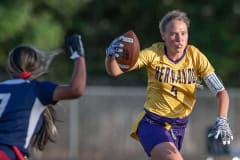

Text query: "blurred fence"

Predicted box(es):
[31, 86, 240, 160]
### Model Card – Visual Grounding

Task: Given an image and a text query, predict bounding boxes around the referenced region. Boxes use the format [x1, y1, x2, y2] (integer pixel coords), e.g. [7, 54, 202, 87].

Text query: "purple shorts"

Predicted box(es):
[137, 111, 188, 156]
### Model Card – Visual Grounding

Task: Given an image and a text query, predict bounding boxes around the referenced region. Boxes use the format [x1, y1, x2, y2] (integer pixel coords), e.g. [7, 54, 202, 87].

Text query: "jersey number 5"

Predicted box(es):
[0, 93, 11, 117]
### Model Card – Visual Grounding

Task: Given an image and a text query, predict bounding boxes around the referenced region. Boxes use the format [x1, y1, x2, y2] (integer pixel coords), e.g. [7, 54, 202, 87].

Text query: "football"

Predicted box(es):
[116, 30, 140, 72]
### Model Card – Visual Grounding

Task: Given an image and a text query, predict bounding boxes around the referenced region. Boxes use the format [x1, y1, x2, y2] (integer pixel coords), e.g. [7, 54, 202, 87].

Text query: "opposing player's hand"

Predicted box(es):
[67, 34, 85, 60]
[208, 116, 233, 145]
[106, 36, 124, 58]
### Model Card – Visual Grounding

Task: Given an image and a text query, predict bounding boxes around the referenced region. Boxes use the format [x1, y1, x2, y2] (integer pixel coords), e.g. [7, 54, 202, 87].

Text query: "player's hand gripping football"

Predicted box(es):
[208, 116, 233, 145]
[106, 36, 124, 58]
[67, 34, 85, 60]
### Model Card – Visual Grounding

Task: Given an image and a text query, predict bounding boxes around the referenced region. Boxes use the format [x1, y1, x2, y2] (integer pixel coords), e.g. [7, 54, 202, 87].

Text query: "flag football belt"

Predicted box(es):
[12, 146, 28, 160]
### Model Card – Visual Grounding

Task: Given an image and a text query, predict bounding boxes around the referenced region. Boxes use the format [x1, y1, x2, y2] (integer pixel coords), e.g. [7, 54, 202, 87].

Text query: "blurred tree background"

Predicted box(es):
[0, 0, 240, 86]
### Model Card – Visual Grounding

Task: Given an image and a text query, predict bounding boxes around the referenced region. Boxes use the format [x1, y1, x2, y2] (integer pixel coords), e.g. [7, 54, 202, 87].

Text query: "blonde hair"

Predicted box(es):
[32, 106, 58, 150]
[159, 10, 190, 34]
[7, 45, 62, 79]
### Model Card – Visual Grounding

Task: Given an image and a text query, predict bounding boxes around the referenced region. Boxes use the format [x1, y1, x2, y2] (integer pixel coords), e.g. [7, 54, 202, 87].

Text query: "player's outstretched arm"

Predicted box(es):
[53, 34, 86, 101]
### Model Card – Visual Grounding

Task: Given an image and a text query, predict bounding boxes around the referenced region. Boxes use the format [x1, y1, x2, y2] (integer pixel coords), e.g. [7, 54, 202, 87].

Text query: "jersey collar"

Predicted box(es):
[164, 45, 187, 64]
[0, 79, 30, 84]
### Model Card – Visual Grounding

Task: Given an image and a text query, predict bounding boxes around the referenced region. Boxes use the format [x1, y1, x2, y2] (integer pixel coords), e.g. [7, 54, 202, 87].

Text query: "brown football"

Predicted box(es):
[116, 30, 140, 72]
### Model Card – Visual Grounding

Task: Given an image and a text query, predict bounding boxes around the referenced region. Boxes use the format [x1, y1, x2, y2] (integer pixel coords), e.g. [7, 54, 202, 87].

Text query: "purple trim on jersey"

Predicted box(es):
[164, 45, 186, 64]
[0, 79, 58, 157]
[137, 110, 188, 157]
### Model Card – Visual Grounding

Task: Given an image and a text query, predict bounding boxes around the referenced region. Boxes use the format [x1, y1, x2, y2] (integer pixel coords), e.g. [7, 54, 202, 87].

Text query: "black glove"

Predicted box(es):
[67, 34, 85, 59]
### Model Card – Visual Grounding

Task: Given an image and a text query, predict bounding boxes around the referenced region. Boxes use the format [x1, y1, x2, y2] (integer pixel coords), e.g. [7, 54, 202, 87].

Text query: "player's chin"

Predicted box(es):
[175, 48, 185, 54]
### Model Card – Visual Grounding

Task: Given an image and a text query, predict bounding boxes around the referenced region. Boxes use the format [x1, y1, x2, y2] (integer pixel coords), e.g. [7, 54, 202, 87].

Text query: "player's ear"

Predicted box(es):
[161, 32, 166, 41]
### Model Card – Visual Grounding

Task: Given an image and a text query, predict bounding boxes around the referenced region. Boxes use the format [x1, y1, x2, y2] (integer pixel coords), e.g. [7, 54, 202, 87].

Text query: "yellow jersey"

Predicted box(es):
[137, 42, 214, 118]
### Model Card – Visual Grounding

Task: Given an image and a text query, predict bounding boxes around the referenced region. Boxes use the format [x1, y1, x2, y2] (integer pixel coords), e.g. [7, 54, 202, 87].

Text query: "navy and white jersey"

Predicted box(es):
[0, 79, 58, 156]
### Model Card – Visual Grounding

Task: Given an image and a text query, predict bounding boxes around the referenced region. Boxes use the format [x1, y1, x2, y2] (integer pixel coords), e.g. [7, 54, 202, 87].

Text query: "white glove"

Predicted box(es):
[208, 116, 233, 145]
[106, 36, 124, 58]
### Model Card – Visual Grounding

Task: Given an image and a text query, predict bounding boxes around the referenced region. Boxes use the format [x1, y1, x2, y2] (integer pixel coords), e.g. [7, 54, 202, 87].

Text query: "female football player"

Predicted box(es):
[0, 34, 86, 160]
[105, 10, 233, 160]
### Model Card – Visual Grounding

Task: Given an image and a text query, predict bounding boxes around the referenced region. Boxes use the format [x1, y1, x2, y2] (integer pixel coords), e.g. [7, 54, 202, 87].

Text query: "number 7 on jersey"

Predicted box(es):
[0, 93, 11, 117]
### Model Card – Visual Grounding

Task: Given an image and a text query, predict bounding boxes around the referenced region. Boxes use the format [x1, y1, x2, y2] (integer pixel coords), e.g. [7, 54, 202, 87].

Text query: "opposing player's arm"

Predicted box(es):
[53, 34, 86, 101]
